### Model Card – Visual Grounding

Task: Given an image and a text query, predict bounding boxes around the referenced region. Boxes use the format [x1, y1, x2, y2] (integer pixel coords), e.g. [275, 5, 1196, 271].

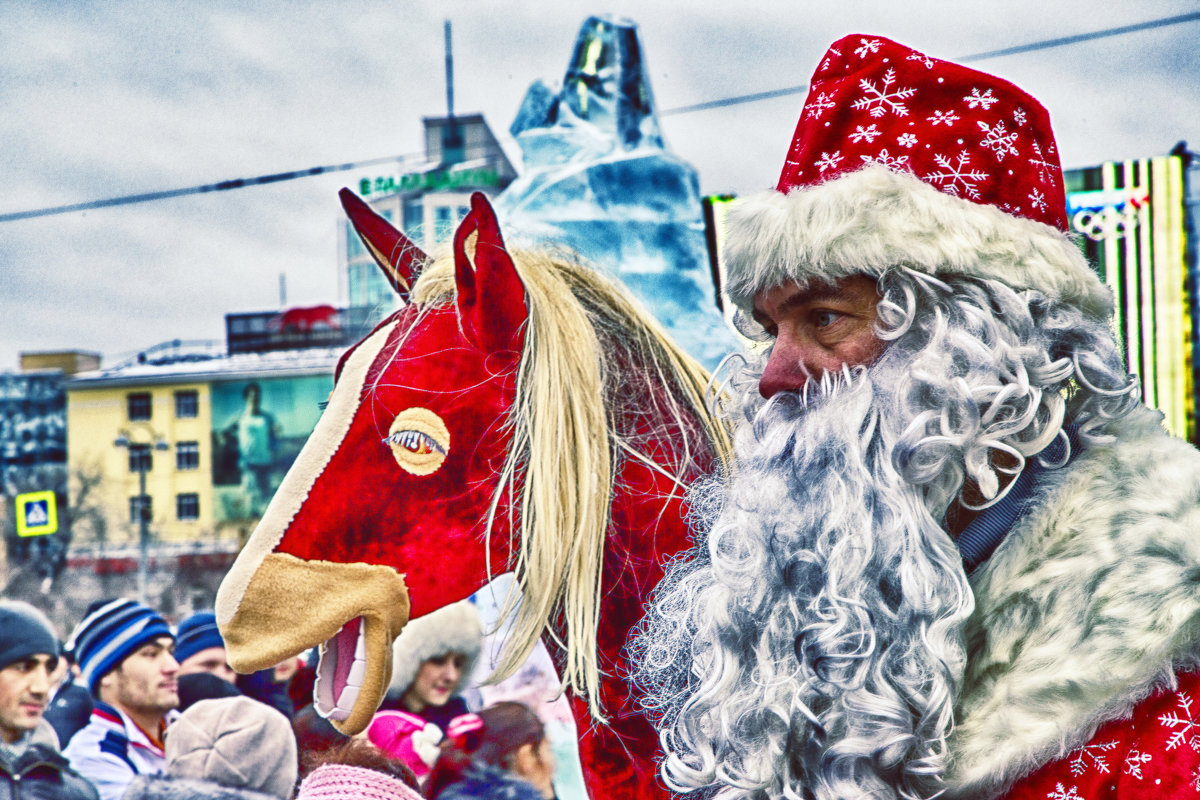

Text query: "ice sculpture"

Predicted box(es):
[494, 15, 737, 368]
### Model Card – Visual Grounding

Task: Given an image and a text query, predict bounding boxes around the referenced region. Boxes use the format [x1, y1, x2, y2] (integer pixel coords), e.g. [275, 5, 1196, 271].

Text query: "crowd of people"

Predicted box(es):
[0, 598, 558, 800]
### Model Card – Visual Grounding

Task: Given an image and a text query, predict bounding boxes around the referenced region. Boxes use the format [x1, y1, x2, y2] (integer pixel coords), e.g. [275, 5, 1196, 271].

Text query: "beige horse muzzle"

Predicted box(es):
[218, 552, 410, 734]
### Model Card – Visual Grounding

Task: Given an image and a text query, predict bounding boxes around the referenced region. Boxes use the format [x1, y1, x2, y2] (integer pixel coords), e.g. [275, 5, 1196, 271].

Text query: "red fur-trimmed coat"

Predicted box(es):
[943, 406, 1200, 799]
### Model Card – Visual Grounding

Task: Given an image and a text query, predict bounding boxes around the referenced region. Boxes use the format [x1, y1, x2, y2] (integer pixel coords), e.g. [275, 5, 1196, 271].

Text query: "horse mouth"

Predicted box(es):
[315, 616, 369, 722]
[216, 552, 409, 735]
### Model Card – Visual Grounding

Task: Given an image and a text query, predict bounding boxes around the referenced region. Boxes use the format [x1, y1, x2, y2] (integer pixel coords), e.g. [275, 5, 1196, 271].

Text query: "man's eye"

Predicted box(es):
[814, 311, 840, 328]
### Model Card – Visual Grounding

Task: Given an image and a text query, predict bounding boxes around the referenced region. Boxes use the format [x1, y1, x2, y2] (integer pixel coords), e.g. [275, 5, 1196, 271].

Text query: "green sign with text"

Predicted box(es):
[360, 168, 500, 197]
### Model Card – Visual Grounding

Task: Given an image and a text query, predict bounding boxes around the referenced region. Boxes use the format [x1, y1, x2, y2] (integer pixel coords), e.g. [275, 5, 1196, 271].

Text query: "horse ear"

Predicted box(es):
[453, 192, 529, 354]
[339, 188, 426, 302]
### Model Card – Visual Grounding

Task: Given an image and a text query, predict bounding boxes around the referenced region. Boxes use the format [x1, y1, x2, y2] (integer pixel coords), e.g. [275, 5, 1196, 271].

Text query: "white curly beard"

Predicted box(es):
[633, 355, 975, 800]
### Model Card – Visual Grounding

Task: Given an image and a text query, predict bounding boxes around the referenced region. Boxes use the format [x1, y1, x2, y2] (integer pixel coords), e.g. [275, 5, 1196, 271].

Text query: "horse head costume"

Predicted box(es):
[215, 191, 728, 798]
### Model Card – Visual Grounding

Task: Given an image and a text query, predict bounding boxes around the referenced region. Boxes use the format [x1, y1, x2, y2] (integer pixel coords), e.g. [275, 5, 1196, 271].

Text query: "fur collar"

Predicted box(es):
[945, 405, 1200, 797]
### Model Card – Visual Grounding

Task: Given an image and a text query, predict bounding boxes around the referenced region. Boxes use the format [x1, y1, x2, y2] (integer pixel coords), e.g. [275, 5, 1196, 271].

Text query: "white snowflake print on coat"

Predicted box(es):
[1123, 748, 1152, 779]
[964, 87, 999, 109]
[849, 124, 881, 143]
[854, 38, 882, 58]
[925, 151, 989, 199]
[927, 109, 959, 127]
[815, 151, 844, 172]
[1159, 691, 1200, 751]
[1191, 766, 1200, 791]
[1046, 784, 1083, 800]
[1068, 741, 1118, 776]
[897, 133, 918, 148]
[805, 92, 837, 119]
[978, 119, 1019, 160]
[1029, 188, 1047, 212]
[852, 68, 915, 118]
[1013, 107, 1028, 126]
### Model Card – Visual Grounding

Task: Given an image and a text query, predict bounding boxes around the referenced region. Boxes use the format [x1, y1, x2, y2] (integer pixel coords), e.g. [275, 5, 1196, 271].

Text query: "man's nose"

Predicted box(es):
[759, 338, 811, 399]
[29, 667, 51, 696]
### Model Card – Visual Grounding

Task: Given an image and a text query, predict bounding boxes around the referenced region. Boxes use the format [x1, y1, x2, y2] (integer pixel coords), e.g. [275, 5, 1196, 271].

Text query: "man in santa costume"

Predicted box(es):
[634, 34, 1200, 800]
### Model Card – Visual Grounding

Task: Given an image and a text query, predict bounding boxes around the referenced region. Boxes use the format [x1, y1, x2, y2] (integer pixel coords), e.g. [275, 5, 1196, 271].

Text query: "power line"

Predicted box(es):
[0, 154, 416, 223]
[3, 11, 1197, 224]
[660, 10, 1200, 116]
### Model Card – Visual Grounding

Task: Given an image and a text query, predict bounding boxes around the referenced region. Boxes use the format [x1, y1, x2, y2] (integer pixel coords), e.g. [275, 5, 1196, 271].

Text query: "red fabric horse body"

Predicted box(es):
[216, 192, 725, 799]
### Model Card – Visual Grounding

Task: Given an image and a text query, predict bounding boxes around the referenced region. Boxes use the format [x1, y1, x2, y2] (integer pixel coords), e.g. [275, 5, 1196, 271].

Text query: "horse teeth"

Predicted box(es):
[335, 683, 360, 715]
[348, 660, 366, 686]
[355, 627, 366, 659]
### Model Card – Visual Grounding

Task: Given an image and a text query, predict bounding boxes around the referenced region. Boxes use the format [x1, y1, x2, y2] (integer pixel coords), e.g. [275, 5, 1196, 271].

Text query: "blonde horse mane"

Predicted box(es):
[406, 243, 730, 721]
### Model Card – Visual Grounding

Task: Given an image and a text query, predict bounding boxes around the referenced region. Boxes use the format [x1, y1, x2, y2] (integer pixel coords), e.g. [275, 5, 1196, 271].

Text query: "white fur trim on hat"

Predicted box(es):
[386, 600, 482, 699]
[722, 165, 1112, 322]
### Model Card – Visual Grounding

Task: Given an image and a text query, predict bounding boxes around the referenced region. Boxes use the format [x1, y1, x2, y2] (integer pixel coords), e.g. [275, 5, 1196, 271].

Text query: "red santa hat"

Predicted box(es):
[722, 34, 1111, 327]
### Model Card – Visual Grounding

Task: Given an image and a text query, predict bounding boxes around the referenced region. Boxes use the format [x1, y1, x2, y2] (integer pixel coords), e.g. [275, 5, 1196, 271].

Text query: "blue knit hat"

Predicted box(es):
[174, 610, 226, 665]
[67, 598, 173, 695]
[0, 600, 59, 671]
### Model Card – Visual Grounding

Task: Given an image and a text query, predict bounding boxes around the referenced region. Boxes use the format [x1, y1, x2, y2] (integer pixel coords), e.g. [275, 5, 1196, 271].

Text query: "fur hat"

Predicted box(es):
[68, 597, 173, 695]
[386, 600, 482, 700]
[0, 600, 59, 671]
[722, 34, 1111, 330]
[166, 696, 298, 800]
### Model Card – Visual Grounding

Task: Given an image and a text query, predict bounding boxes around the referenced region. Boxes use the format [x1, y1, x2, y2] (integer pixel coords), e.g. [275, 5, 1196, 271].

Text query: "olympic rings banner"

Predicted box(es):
[1065, 155, 1193, 443]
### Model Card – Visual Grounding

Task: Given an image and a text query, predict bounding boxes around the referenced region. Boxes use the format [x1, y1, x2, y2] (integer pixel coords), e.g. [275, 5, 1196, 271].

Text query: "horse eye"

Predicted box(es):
[383, 408, 451, 475]
[383, 430, 446, 456]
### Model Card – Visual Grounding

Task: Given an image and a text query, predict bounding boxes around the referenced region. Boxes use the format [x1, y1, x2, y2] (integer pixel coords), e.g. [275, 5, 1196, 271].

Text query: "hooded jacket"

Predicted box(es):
[0, 719, 98, 800]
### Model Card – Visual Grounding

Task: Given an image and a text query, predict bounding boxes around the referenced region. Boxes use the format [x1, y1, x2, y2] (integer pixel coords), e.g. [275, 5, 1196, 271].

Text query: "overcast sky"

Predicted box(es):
[3, 1, 1198, 370]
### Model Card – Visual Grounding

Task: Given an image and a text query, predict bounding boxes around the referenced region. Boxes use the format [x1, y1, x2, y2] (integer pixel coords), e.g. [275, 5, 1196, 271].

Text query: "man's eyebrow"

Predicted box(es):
[756, 283, 855, 320]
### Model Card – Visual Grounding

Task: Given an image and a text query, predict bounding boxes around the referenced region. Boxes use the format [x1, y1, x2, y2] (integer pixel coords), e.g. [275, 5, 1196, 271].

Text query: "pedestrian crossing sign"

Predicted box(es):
[16, 490, 58, 537]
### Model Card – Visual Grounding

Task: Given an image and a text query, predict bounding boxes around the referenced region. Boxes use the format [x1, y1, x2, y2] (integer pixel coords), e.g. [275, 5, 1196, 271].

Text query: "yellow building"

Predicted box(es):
[66, 346, 340, 550]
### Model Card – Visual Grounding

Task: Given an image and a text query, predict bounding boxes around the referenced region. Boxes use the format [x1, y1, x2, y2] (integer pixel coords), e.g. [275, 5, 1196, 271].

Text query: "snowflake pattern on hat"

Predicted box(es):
[779, 34, 1068, 231]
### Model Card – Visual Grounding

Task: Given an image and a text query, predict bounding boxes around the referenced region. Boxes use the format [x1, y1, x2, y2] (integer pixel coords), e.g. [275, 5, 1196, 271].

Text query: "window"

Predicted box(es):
[127, 392, 152, 421]
[403, 198, 424, 234]
[176, 493, 199, 521]
[346, 221, 365, 259]
[434, 206, 454, 244]
[175, 390, 198, 418]
[176, 441, 199, 470]
[129, 494, 152, 524]
[127, 443, 152, 472]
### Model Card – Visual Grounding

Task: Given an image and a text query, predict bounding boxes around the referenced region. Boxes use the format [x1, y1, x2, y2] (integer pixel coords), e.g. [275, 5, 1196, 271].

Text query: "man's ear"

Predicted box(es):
[96, 669, 117, 701]
[513, 742, 538, 776]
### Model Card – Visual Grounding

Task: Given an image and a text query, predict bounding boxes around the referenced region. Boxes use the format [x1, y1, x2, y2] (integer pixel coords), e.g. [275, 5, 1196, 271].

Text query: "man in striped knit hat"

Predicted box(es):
[63, 598, 179, 800]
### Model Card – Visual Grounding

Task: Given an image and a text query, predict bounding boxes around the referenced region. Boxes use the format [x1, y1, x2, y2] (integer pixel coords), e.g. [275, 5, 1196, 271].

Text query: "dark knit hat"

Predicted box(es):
[0, 600, 59, 671]
[67, 597, 173, 695]
[175, 610, 225, 665]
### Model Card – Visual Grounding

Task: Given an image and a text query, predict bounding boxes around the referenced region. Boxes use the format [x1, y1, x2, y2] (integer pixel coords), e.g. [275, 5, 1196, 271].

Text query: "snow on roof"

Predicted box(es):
[67, 345, 344, 388]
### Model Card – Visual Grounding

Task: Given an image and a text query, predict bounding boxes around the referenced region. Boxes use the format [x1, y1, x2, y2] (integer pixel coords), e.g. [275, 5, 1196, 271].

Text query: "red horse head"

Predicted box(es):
[216, 191, 727, 798]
